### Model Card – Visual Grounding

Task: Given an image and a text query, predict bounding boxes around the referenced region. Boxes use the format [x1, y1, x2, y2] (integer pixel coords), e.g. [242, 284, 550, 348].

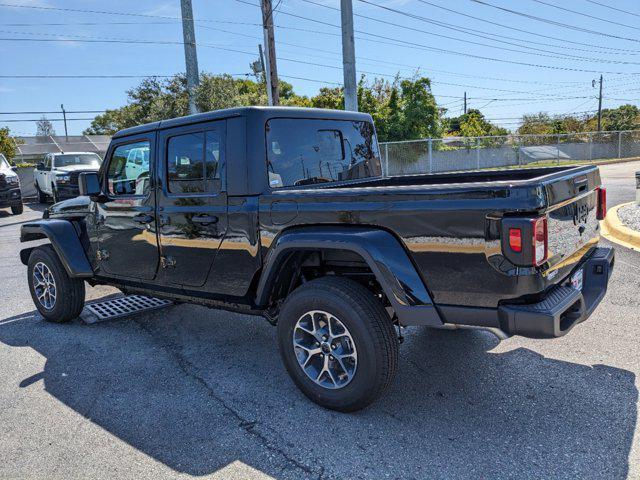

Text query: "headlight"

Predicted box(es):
[6, 176, 19, 186]
[56, 174, 71, 183]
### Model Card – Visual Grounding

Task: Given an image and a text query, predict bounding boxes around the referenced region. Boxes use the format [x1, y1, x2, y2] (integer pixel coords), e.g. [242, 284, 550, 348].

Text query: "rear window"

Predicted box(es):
[266, 118, 381, 188]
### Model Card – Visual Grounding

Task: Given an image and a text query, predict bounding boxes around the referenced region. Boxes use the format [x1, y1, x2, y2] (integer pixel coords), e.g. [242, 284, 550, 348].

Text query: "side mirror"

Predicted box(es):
[11, 166, 18, 172]
[79, 172, 101, 197]
[36, 162, 44, 171]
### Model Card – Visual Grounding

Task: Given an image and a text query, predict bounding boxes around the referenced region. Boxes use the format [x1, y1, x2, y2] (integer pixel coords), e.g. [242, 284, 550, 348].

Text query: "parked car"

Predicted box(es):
[34, 152, 102, 203]
[19, 107, 614, 411]
[0, 153, 23, 215]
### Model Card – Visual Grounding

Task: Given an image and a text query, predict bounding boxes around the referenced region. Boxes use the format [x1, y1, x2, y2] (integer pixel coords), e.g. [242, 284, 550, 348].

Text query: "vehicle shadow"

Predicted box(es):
[0, 307, 635, 479]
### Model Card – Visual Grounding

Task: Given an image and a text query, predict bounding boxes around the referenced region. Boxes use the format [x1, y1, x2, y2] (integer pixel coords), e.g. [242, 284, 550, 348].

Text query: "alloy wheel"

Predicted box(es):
[32, 261, 57, 310]
[292, 310, 358, 389]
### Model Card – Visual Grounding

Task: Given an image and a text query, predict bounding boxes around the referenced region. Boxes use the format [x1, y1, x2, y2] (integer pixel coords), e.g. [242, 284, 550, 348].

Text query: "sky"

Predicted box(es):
[1, 0, 640, 136]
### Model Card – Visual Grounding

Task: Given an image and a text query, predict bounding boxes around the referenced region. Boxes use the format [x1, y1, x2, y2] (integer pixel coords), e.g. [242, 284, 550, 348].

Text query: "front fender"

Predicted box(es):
[20, 219, 93, 278]
[256, 226, 442, 326]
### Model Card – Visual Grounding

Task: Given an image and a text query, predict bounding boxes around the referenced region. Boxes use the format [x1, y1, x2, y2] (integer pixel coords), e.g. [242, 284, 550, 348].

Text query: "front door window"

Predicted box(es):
[107, 141, 151, 196]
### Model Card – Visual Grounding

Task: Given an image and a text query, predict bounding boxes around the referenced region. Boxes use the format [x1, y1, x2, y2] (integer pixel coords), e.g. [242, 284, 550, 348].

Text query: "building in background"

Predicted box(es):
[15, 135, 111, 164]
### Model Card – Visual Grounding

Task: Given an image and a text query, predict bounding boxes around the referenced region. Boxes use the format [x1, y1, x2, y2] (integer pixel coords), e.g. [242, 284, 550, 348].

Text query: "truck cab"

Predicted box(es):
[19, 107, 614, 412]
[34, 151, 102, 203]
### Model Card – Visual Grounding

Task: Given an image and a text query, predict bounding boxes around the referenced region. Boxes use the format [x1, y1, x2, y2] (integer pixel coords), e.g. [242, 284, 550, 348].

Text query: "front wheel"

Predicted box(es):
[277, 277, 398, 412]
[35, 182, 47, 203]
[27, 245, 85, 322]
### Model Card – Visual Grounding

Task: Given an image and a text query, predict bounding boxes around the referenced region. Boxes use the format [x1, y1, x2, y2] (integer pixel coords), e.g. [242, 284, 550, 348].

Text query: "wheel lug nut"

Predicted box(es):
[315, 341, 320, 346]
[331, 344, 337, 349]
[329, 355, 334, 360]
[322, 335, 328, 341]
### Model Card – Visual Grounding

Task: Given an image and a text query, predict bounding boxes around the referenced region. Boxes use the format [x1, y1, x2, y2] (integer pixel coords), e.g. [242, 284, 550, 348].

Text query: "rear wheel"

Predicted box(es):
[10, 203, 23, 215]
[27, 245, 85, 323]
[277, 276, 398, 412]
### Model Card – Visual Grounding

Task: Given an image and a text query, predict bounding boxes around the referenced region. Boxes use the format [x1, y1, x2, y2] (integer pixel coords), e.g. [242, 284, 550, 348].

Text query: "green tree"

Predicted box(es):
[445, 109, 508, 137]
[601, 104, 640, 131]
[0, 127, 23, 161]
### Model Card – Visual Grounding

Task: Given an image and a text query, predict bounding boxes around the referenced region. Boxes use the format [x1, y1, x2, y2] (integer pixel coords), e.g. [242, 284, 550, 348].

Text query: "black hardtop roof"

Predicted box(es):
[112, 106, 373, 139]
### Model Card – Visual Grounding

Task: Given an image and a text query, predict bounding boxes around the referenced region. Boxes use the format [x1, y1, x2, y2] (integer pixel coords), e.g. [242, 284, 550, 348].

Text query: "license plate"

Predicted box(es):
[571, 269, 584, 291]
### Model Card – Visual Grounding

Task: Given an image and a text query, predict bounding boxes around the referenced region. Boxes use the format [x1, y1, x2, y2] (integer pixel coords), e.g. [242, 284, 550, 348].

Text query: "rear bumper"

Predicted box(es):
[436, 247, 614, 339]
[0, 187, 22, 207]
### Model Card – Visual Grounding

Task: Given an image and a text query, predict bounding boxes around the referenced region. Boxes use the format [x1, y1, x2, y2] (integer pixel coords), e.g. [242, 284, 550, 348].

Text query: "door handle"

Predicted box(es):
[133, 213, 154, 224]
[191, 214, 218, 225]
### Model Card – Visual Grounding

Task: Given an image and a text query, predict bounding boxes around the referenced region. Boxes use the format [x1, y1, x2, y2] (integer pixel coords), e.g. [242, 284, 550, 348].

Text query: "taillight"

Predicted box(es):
[509, 228, 522, 252]
[531, 216, 548, 266]
[596, 186, 607, 220]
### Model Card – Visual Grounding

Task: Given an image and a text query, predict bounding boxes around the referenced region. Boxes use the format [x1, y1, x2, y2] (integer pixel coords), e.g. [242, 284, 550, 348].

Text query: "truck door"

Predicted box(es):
[156, 122, 228, 287]
[96, 133, 159, 280]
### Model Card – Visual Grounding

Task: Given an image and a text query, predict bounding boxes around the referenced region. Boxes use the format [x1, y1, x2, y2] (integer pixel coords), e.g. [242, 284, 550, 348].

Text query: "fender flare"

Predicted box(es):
[255, 226, 443, 326]
[20, 219, 94, 278]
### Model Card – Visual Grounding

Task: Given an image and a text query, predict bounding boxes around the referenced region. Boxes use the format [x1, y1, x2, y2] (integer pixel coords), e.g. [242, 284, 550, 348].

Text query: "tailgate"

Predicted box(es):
[543, 167, 602, 275]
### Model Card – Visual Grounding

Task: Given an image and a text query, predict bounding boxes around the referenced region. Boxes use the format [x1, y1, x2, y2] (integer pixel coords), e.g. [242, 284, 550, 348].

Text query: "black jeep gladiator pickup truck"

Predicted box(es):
[19, 107, 614, 411]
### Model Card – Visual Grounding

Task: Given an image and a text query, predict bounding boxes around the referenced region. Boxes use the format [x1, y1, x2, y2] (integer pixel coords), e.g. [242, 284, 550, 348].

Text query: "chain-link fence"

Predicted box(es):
[380, 130, 640, 177]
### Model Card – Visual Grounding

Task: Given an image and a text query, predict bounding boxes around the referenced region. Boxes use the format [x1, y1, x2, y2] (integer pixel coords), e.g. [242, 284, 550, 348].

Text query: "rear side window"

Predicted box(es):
[167, 130, 222, 194]
[266, 119, 381, 188]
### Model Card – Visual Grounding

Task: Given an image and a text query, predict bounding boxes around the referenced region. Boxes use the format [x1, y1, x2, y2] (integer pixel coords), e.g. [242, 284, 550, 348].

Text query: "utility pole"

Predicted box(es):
[60, 104, 68, 140]
[596, 74, 603, 132]
[463, 92, 467, 114]
[180, 0, 200, 115]
[341, 0, 358, 111]
[261, 0, 279, 106]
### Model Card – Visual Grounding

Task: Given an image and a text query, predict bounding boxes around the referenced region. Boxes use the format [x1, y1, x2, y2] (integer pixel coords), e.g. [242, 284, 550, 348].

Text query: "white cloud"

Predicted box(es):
[144, 2, 181, 18]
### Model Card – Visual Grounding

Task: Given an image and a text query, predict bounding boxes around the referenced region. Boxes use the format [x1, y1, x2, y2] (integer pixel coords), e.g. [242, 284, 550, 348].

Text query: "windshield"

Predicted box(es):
[0, 155, 10, 170]
[55, 154, 102, 168]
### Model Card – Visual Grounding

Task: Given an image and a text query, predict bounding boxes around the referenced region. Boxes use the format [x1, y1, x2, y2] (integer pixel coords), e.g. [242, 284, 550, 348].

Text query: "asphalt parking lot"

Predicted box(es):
[1, 162, 639, 480]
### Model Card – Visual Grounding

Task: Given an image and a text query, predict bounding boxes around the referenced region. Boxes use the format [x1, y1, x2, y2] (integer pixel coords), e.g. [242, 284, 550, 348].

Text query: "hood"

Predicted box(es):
[56, 165, 100, 173]
[48, 195, 91, 218]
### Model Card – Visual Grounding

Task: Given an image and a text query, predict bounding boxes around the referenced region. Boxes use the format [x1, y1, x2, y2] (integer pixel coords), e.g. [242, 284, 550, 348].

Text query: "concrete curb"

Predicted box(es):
[601, 202, 640, 252]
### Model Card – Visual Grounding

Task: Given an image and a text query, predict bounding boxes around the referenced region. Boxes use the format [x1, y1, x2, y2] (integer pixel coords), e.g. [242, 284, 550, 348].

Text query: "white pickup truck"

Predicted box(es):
[34, 152, 102, 203]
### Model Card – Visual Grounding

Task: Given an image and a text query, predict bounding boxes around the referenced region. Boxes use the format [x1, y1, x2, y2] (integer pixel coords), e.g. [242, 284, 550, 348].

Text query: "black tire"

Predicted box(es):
[27, 245, 85, 323]
[277, 276, 398, 412]
[11, 203, 23, 215]
[36, 182, 47, 203]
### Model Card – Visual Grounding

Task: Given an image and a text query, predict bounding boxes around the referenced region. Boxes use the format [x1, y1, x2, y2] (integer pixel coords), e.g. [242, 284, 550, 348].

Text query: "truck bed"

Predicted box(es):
[260, 165, 602, 308]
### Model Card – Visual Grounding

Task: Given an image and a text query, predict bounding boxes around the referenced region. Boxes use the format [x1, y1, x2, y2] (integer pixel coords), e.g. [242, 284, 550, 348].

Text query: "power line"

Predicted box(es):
[415, 0, 640, 54]
[470, 0, 640, 44]
[245, 2, 640, 75]
[0, 110, 106, 114]
[583, 0, 640, 19]
[0, 74, 179, 78]
[530, 0, 640, 32]
[0, 118, 95, 122]
[307, 0, 640, 65]
[1, 1, 615, 86]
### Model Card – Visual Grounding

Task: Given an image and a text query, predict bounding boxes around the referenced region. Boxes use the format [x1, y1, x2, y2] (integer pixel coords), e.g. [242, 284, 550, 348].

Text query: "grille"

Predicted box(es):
[82, 295, 173, 323]
[68, 170, 95, 186]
